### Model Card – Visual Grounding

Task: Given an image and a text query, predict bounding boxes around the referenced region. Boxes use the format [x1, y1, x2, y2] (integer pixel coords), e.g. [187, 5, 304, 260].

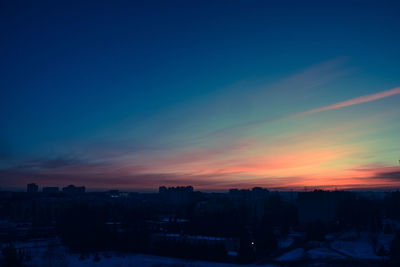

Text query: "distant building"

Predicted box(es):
[107, 190, 121, 198]
[62, 184, 85, 194]
[229, 187, 269, 221]
[27, 183, 38, 193]
[42, 187, 59, 193]
[296, 190, 352, 223]
[228, 187, 269, 202]
[159, 186, 194, 205]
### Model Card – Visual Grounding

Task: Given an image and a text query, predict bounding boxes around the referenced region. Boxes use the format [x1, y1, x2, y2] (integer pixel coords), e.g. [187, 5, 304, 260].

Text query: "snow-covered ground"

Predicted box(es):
[19, 244, 276, 267]
[330, 232, 394, 259]
[62, 254, 276, 267]
[276, 248, 304, 261]
[4, 229, 397, 266]
[330, 238, 379, 259]
[274, 230, 396, 262]
[278, 237, 294, 248]
[276, 247, 345, 262]
[306, 247, 345, 260]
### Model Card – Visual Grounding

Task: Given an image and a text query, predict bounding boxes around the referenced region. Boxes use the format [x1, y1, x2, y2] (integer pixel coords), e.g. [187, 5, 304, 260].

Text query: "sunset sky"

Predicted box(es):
[1, 1, 400, 191]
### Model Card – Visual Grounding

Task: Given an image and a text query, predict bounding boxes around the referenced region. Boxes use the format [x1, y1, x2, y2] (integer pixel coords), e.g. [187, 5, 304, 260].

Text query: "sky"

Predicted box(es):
[1, 0, 400, 191]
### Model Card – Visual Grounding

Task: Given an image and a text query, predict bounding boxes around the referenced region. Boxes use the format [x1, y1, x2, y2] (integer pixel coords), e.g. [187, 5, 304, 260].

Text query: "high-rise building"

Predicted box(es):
[27, 183, 38, 193]
[62, 184, 85, 194]
[159, 186, 194, 205]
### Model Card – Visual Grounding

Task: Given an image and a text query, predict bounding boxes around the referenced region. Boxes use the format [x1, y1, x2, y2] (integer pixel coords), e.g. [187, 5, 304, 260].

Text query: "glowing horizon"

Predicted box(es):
[2, 80, 400, 191]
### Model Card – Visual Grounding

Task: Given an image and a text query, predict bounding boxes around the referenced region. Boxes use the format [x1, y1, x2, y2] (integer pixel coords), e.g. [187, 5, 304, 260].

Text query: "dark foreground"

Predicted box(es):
[1, 186, 400, 266]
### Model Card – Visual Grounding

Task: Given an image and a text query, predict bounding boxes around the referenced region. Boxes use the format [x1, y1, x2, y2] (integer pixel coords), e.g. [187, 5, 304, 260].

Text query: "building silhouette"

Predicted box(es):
[27, 183, 38, 193]
[159, 186, 194, 205]
[62, 184, 85, 194]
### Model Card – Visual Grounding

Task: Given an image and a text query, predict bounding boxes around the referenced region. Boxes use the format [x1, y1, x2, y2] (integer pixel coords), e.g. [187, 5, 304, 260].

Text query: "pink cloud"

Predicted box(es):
[300, 87, 400, 116]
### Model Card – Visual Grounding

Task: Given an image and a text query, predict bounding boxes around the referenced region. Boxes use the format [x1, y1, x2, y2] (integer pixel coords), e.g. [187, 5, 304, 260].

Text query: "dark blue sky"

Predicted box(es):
[1, 1, 400, 190]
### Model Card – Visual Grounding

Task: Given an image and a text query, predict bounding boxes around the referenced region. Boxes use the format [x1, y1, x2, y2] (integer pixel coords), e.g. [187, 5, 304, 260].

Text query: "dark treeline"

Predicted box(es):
[1, 188, 400, 266]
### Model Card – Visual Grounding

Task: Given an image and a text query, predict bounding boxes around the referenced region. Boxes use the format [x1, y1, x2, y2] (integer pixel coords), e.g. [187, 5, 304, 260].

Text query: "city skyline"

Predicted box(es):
[1, 1, 400, 191]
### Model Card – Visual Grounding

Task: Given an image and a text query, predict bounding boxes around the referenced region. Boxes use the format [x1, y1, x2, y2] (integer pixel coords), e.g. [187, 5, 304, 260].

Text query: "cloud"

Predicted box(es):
[299, 87, 400, 116]
[363, 166, 400, 183]
[377, 171, 400, 181]
[142, 58, 351, 145]
[195, 86, 400, 142]
[2, 154, 400, 191]
[339, 165, 400, 190]
[15, 156, 87, 170]
[256, 86, 400, 127]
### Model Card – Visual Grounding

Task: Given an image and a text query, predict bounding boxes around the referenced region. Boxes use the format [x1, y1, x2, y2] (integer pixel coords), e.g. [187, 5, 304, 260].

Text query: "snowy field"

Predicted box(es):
[63, 254, 277, 267]
[4, 229, 396, 266]
[20, 245, 276, 267]
[275, 231, 395, 262]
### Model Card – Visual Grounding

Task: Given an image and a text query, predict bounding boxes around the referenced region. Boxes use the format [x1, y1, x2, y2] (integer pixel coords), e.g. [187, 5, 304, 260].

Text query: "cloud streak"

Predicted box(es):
[299, 87, 400, 116]
[192, 86, 400, 142]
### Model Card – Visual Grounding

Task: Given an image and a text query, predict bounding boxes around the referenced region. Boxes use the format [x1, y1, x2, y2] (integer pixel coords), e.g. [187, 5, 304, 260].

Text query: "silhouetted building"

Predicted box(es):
[297, 190, 350, 223]
[228, 187, 269, 221]
[62, 184, 85, 194]
[228, 187, 269, 202]
[27, 183, 38, 193]
[159, 186, 168, 194]
[107, 190, 122, 198]
[159, 186, 194, 205]
[42, 187, 59, 193]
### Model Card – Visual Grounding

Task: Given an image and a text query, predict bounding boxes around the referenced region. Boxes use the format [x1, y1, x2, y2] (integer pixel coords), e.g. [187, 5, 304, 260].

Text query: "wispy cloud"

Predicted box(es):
[198, 86, 400, 142]
[16, 156, 86, 170]
[299, 87, 400, 116]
